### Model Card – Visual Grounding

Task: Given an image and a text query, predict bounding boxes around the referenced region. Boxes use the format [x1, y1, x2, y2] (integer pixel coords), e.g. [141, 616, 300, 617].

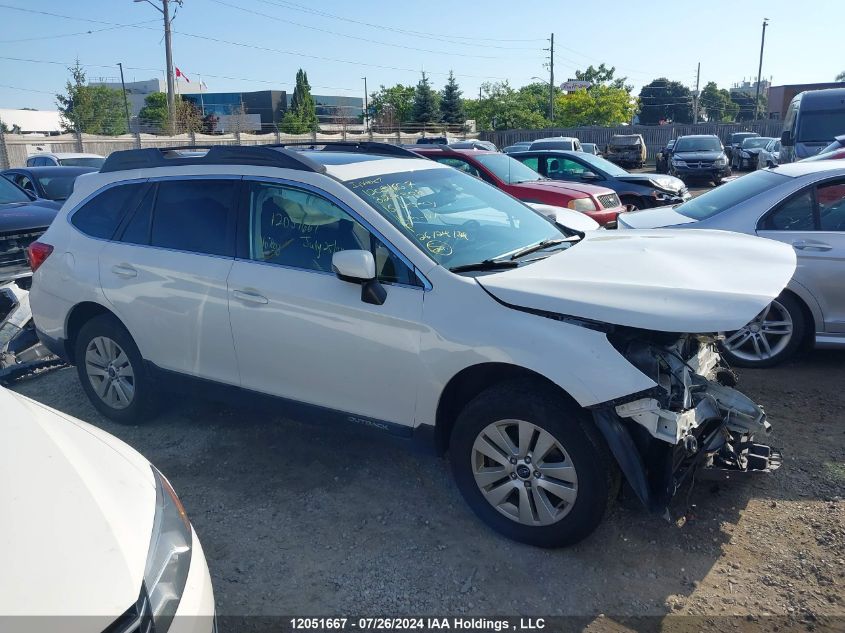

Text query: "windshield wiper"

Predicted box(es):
[449, 259, 519, 273]
[509, 237, 571, 260]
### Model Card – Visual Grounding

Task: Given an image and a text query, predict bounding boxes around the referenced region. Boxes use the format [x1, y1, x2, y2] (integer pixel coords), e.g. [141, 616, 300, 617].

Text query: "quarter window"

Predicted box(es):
[243, 181, 417, 285]
[150, 179, 237, 256]
[71, 183, 147, 239]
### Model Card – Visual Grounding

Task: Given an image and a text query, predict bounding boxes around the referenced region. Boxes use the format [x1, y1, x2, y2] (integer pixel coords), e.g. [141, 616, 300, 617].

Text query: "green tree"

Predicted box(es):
[516, 81, 558, 121]
[837, 70, 845, 82]
[439, 71, 464, 126]
[699, 81, 738, 122]
[281, 69, 318, 133]
[464, 81, 547, 131]
[553, 85, 634, 127]
[574, 63, 632, 93]
[56, 60, 128, 135]
[412, 72, 440, 127]
[637, 78, 693, 125]
[138, 92, 169, 132]
[369, 84, 415, 130]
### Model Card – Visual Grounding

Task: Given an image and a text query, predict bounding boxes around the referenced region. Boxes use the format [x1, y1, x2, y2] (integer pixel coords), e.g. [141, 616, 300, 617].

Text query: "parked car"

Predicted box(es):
[2, 166, 97, 202]
[618, 161, 845, 367]
[757, 138, 782, 169]
[503, 141, 532, 154]
[0, 175, 62, 284]
[724, 132, 759, 164]
[414, 146, 626, 226]
[669, 134, 731, 185]
[604, 134, 646, 169]
[528, 136, 583, 151]
[0, 385, 215, 630]
[780, 88, 845, 163]
[509, 149, 690, 210]
[580, 143, 600, 156]
[731, 137, 776, 171]
[26, 152, 105, 168]
[800, 134, 845, 162]
[29, 143, 791, 547]
[449, 140, 498, 151]
[655, 139, 676, 174]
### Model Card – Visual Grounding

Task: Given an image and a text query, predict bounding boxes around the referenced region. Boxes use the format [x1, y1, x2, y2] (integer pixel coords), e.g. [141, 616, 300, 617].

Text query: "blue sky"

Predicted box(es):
[0, 0, 842, 110]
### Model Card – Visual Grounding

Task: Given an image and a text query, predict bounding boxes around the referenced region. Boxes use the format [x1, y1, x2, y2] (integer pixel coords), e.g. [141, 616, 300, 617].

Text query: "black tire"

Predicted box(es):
[74, 314, 159, 424]
[720, 292, 808, 368]
[620, 195, 646, 211]
[449, 379, 617, 548]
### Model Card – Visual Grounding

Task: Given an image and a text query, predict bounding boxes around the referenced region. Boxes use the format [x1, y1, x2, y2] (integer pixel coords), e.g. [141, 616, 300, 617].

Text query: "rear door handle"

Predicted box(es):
[232, 289, 269, 305]
[792, 240, 832, 252]
[111, 263, 137, 278]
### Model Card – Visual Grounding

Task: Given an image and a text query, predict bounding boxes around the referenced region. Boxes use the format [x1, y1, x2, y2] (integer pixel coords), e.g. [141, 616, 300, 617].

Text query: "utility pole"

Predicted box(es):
[754, 18, 769, 120]
[548, 33, 555, 123]
[117, 62, 131, 133]
[134, 0, 177, 133]
[693, 62, 701, 124]
[362, 77, 369, 130]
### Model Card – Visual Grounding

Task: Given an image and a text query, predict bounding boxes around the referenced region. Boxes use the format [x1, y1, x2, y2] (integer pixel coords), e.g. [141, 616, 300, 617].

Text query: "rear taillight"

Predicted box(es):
[27, 241, 53, 272]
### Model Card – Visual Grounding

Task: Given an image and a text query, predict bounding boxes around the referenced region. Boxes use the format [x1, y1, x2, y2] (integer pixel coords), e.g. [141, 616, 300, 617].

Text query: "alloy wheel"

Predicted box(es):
[85, 336, 135, 409]
[471, 419, 578, 526]
[722, 300, 793, 363]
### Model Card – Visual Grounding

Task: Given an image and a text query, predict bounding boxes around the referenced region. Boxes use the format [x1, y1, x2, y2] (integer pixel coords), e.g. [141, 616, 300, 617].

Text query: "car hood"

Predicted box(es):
[617, 205, 696, 229]
[615, 173, 686, 193]
[673, 150, 724, 160]
[476, 229, 796, 332]
[0, 388, 155, 619]
[513, 179, 608, 198]
[0, 200, 59, 232]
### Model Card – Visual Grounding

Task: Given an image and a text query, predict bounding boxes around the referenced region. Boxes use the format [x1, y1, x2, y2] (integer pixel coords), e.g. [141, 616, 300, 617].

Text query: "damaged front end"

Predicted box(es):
[594, 329, 782, 513]
[0, 279, 60, 384]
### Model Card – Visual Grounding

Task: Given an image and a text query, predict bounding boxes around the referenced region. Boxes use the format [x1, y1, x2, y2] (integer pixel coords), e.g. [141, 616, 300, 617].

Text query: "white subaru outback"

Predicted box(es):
[29, 143, 793, 547]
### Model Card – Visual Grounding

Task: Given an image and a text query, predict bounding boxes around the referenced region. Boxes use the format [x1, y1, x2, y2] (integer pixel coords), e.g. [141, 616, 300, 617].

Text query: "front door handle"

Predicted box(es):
[232, 289, 269, 305]
[111, 263, 137, 278]
[792, 240, 832, 252]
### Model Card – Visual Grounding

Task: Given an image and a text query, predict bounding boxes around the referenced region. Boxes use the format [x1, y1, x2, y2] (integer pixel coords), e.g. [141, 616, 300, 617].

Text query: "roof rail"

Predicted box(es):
[268, 141, 420, 158]
[100, 145, 327, 174]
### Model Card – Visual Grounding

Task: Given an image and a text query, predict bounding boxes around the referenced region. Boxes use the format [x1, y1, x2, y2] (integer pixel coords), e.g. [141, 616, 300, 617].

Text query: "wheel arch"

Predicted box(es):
[782, 282, 822, 347]
[434, 362, 580, 455]
[64, 301, 121, 364]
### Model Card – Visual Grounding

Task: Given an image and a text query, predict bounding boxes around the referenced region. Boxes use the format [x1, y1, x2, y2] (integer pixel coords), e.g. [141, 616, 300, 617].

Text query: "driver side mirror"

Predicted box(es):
[780, 130, 793, 147]
[580, 171, 599, 181]
[331, 250, 386, 306]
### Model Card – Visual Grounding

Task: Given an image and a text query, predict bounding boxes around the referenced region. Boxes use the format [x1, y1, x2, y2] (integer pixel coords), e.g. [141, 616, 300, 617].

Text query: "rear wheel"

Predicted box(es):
[720, 293, 807, 368]
[75, 314, 158, 423]
[449, 380, 616, 547]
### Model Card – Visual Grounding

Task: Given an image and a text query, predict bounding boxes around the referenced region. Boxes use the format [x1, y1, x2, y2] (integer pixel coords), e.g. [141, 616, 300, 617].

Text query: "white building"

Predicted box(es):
[0, 109, 63, 135]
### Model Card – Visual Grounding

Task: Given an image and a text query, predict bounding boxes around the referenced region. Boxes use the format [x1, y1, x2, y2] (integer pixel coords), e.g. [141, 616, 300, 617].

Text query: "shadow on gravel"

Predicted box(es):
[9, 348, 844, 624]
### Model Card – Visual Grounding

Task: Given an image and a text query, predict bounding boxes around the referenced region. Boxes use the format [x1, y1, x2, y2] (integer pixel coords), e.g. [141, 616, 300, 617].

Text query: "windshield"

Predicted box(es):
[345, 168, 564, 269]
[674, 170, 785, 220]
[38, 175, 79, 200]
[798, 110, 845, 143]
[742, 138, 772, 149]
[0, 176, 31, 204]
[58, 157, 105, 168]
[674, 137, 722, 152]
[473, 153, 544, 184]
[730, 133, 757, 144]
[575, 152, 628, 176]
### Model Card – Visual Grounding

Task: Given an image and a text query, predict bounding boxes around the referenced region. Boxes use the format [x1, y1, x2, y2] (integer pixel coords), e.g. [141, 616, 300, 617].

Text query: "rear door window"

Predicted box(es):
[150, 179, 238, 257]
[71, 182, 148, 239]
[818, 181, 845, 231]
[763, 189, 815, 231]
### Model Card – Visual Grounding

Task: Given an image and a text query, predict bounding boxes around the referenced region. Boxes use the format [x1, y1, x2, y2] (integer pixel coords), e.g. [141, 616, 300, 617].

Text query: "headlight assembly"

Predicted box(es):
[671, 159, 687, 167]
[715, 157, 727, 166]
[566, 197, 598, 212]
[144, 466, 193, 633]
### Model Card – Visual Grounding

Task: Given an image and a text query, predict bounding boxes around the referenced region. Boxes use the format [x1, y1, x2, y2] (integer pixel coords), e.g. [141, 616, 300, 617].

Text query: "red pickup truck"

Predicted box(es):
[413, 147, 627, 226]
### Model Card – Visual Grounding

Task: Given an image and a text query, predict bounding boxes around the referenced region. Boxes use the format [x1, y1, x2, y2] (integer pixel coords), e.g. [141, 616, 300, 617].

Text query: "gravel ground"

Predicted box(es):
[10, 347, 844, 629]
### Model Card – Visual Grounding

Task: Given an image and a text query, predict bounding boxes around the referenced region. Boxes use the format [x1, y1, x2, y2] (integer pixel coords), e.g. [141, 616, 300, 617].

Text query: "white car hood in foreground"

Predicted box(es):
[477, 229, 796, 333]
[0, 388, 155, 620]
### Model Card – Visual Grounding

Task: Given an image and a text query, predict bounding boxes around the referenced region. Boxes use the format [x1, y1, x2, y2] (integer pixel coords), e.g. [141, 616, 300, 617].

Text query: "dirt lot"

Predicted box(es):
[10, 347, 844, 629]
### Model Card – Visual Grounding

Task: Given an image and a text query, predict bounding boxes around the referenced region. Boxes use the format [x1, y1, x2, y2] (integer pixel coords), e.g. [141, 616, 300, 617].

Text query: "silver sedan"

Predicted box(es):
[618, 161, 845, 367]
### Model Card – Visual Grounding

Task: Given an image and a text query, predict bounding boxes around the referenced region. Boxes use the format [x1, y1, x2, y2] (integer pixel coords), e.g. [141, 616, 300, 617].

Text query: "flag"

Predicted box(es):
[175, 67, 190, 83]
[200, 80, 208, 91]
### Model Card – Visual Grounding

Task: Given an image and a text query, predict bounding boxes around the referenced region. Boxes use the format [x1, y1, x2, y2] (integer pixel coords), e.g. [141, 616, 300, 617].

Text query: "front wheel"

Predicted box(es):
[720, 294, 807, 368]
[449, 380, 617, 547]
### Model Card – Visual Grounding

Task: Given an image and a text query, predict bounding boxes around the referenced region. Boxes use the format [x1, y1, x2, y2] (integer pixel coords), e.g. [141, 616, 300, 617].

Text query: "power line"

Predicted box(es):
[209, 0, 541, 61]
[0, 19, 160, 43]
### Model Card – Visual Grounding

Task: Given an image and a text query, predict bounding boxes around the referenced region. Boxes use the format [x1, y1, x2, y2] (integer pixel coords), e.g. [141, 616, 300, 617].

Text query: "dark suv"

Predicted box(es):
[669, 135, 731, 185]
